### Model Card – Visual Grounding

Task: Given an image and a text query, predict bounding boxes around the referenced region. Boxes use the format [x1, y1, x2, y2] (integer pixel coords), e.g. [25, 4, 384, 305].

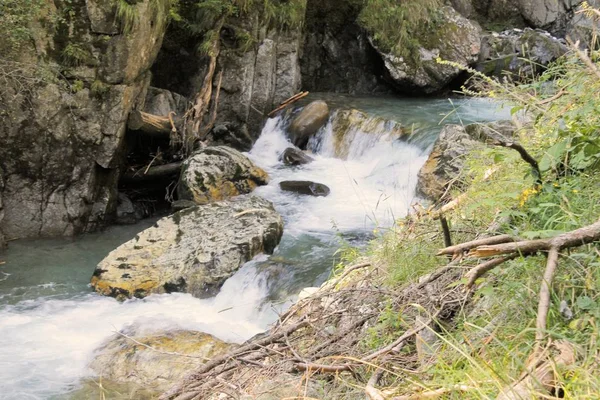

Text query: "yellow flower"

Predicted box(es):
[572, 189, 579, 193]
[519, 186, 540, 207]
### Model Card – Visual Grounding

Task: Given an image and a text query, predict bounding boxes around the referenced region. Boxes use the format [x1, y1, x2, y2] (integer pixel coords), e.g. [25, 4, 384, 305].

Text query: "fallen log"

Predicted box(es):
[127, 110, 181, 139]
[267, 91, 309, 118]
[121, 162, 183, 183]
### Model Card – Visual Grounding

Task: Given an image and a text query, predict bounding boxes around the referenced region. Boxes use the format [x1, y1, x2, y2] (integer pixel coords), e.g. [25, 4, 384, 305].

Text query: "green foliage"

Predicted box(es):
[0, 0, 44, 55]
[70, 79, 84, 93]
[61, 42, 92, 66]
[91, 80, 111, 97]
[114, 0, 139, 34]
[175, 0, 306, 55]
[357, 0, 442, 61]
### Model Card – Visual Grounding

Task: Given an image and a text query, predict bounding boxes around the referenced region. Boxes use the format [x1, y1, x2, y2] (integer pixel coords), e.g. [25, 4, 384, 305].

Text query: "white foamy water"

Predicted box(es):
[249, 116, 428, 233]
[0, 258, 280, 399]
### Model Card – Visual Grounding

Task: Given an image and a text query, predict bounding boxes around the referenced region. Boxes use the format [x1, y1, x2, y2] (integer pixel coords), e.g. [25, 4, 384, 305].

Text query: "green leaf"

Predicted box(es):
[576, 296, 596, 311]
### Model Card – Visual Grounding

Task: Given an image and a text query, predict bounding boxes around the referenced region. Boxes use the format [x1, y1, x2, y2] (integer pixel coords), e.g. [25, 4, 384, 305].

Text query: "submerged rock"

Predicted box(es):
[90, 328, 235, 391]
[416, 121, 516, 201]
[329, 109, 408, 159]
[371, 6, 481, 94]
[477, 29, 567, 79]
[177, 146, 269, 205]
[288, 101, 330, 148]
[280, 181, 331, 197]
[279, 147, 314, 166]
[91, 196, 283, 299]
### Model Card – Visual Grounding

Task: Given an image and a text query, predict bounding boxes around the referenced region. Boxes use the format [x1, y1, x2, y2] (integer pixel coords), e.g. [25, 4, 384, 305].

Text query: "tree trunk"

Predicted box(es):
[121, 162, 183, 183]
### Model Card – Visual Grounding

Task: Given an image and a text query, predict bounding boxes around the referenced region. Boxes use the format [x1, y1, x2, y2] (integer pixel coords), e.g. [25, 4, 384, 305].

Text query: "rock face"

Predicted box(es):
[177, 146, 269, 205]
[0, 0, 167, 239]
[288, 101, 331, 148]
[280, 148, 314, 166]
[416, 121, 516, 201]
[91, 196, 283, 299]
[372, 6, 481, 94]
[280, 181, 331, 197]
[477, 29, 567, 79]
[90, 328, 235, 391]
[153, 17, 305, 151]
[301, 0, 389, 94]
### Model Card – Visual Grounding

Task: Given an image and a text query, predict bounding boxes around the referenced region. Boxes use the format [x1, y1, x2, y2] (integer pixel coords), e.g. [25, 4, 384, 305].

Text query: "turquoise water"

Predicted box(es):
[0, 94, 511, 399]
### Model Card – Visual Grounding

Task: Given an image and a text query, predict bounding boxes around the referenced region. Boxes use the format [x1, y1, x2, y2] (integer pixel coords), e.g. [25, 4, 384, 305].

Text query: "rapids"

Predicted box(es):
[0, 95, 510, 399]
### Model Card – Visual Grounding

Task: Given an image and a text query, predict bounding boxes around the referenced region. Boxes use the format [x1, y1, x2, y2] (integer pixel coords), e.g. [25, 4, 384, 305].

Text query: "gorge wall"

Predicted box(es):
[1, 0, 599, 243]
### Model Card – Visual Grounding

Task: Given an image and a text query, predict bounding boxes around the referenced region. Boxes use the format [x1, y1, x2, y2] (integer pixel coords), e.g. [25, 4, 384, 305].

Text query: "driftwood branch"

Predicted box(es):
[268, 91, 309, 117]
[128, 110, 182, 138]
[440, 218, 600, 341]
[121, 162, 183, 183]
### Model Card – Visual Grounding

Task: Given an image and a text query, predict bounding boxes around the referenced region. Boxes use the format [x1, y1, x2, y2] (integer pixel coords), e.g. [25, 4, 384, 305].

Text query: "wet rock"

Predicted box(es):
[416, 121, 516, 201]
[329, 109, 408, 159]
[177, 146, 269, 205]
[288, 101, 330, 148]
[115, 193, 142, 225]
[280, 147, 314, 166]
[280, 181, 331, 197]
[90, 328, 235, 391]
[371, 6, 481, 94]
[477, 28, 567, 80]
[91, 196, 283, 299]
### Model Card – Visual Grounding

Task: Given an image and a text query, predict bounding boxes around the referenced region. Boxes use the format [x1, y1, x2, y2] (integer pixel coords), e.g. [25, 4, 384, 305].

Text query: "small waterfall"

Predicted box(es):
[249, 108, 429, 232]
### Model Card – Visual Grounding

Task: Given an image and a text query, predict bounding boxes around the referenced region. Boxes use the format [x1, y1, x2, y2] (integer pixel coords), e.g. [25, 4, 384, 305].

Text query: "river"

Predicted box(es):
[0, 95, 509, 399]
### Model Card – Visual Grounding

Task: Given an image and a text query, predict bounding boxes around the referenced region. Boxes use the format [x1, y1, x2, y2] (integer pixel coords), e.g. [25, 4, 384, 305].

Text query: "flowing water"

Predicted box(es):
[0, 95, 510, 399]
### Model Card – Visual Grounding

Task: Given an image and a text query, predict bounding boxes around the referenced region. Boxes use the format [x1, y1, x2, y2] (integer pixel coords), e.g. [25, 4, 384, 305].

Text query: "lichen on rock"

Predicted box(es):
[91, 195, 283, 299]
[177, 146, 269, 205]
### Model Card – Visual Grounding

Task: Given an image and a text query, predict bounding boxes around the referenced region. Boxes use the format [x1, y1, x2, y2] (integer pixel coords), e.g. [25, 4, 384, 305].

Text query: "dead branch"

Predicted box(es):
[160, 318, 310, 400]
[199, 68, 224, 140]
[268, 91, 309, 118]
[437, 235, 515, 257]
[497, 340, 575, 400]
[536, 247, 560, 342]
[465, 255, 519, 287]
[128, 110, 182, 138]
[121, 162, 183, 184]
[391, 385, 472, 400]
[295, 362, 353, 373]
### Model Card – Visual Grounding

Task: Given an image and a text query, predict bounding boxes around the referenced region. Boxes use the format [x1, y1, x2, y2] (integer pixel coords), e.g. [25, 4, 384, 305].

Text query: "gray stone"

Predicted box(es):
[477, 29, 567, 80]
[86, 0, 119, 35]
[288, 101, 330, 148]
[171, 199, 198, 212]
[91, 195, 283, 299]
[115, 193, 142, 225]
[371, 6, 481, 94]
[143, 87, 188, 117]
[280, 181, 331, 197]
[280, 148, 314, 166]
[0, 167, 5, 250]
[90, 328, 235, 391]
[416, 121, 516, 201]
[177, 146, 269, 205]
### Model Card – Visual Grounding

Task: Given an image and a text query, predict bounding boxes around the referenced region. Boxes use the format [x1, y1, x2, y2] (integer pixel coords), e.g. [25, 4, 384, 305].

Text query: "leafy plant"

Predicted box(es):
[61, 42, 92, 66]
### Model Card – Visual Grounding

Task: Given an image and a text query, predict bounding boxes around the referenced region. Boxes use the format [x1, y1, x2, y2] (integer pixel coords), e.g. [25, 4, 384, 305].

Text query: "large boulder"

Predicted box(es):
[177, 146, 269, 205]
[288, 101, 330, 148]
[371, 6, 481, 94]
[90, 328, 235, 391]
[91, 196, 283, 299]
[477, 29, 567, 79]
[416, 121, 516, 201]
